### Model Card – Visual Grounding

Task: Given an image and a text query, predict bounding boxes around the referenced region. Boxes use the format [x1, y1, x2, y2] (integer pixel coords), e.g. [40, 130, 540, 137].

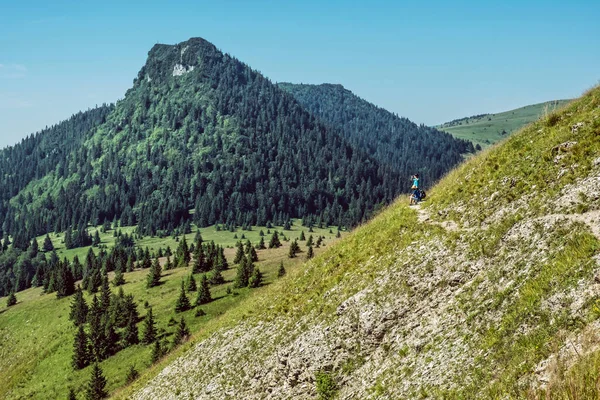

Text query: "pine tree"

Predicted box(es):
[103, 318, 119, 358]
[126, 255, 134, 272]
[112, 269, 125, 286]
[306, 235, 314, 247]
[187, 274, 197, 292]
[125, 364, 139, 384]
[56, 261, 76, 298]
[70, 285, 89, 326]
[336, 229, 341, 238]
[288, 239, 299, 258]
[6, 291, 16, 307]
[196, 275, 212, 305]
[268, 231, 281, 248]
[174, 281, 191, 313]
[257, 236, 266, 250]
[277, 261, 286, 277]
[208, 267, 225, 286]
[28, 238, 39, 258]
[192, 244, 207, 273]
[233, 241, 244, 264]
[88, 296, 105, 362]
[85, 363, 108, 400]
[175, 236, 190, 268]
[234, 256, 250, 288]
[249, 246, 258, 262]
[123, 315, 139, 347]
[248, 267, 263, 288]
[299, 231, 306, 241]
[150, 340, 162, 363]
[72, 325, 90, 370]
[93, 231, 101, 247]
[316, 236, 323, 248]
[98, 273, 111, 313]
[306, 245, 314, 260]
[172, 317, 190, 346]
[146, 258, 162, 288]
[164, 255, 173, 270]
[141, 308, 156, 344]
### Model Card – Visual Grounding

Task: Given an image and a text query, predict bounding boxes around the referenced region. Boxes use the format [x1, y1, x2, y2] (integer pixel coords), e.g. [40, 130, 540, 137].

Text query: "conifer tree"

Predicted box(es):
[306, 245, 314, 260]
[150, 340, 162, 363]
[141, 308, 156, 344]
[336, 229, 341, 238]
[187, 274, 197, 292]
[72, 325, 90, 370]
[175, 236, 190, 268]
[306, 235, 314, 247]
[208, 267, 225, 286]
[28, 238, 39, 258]
[146, 258, 162, 288]
[258, 236, 266, 249]
[233, 241, 244, 264]
[234, 256, 250, 288]
[288, 239, 300, 258]
[192, 244, 207, 273]
[6, 291, 16, 307]
[248, 267, 263, 288]
[103, 319, 119, 357]
[70, 285, 89, 326]
[299, 231, 306, 241]
[173, 317, 190, 346]
[88, 296, 105, 362]
[249, 246, 258, 262]
[175, 281, 191, 313]
[277, 261, 286, 277]
[126, 255, 134, 272]
[112, 269, 125, 286]
[123, 315, 139, 346]
[316, 236, 323, 248]
[56, 261, 76, 298]
[125, 365, 139, 384]
[87, 269, 101, 294]
[85, 363, 107, 400]
[93, 231, 101, 247]
[164, 255, 173, 270]
[268, 231, 281, 249]
[196, 275, 212, 305]
[98, 273, 111, 313]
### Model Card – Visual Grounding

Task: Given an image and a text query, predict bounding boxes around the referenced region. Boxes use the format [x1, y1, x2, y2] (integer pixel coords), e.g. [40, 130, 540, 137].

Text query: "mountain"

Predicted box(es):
[278, 82, 475, 184]
[438, 99, 571, 148]
[0, 38, 402, 254]
[127, 86, 600, 399]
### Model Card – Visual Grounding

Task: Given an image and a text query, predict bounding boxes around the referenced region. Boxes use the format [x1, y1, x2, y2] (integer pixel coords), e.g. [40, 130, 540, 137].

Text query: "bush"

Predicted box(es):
[315, 371, 337, 400]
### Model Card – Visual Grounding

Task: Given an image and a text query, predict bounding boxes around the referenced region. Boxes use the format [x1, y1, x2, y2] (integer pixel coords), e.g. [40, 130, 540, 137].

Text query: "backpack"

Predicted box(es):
[419, 190, 426, 200]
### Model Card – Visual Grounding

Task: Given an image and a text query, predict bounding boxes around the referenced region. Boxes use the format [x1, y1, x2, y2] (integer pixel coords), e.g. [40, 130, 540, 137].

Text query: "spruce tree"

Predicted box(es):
[248, 267, 263, 288]
[98, 273, 111, 313]
[196, 275, 212, 305]
[258, 237, 266, 249]
[316, 236, 323, 248]
[150, 340, 162, 363]
[288, 239, 299, 258]
[72, 325, 90, 370]
[125, 365, 139, 384]
[112, 269, 125, 286]
[187, 274, 197, 292]
[88, 296, 105, 362]
[336, 229, 341, 238]
[85, 363, 108, 400]
[103, 318, 119, 358]
[208, 267, 225, 286]
[299, 231, 306, 241]
[126, 255, 134, 272]
[175, 236, 190, 268]
[234, 256, 250, 288]
[164, 255, 173, 270]
[192, 244, 207, 273]
[93, 231, 101, 247]
[174, 281, 191, 313]
[141, 308, 156, 344]
[146, 258, 162, 288]
[56, 261, 76, 298]
[123, 315, 139, 346]
[173, 317, 190, 346]
[70, 285, 89, 326]
[277, 261, 286, 277]
[268, 231, 281, 249]
[6, 291, 16, 307]
[306, 235, 314, 247]
[233, 241, 244, 264]
[306, 245, 314, 260]
[249, 246, 258, 262]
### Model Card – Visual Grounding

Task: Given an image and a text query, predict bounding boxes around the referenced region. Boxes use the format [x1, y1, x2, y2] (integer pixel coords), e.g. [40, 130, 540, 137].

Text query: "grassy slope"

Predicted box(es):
[438, 100, 571, 148]
[0, 221, 345, 399]
[124, 86, 600, 399]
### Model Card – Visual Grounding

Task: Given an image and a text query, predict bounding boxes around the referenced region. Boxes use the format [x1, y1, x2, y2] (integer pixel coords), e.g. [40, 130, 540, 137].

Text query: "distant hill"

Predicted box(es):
[278, 83, 475, 183]
[437, 99, 571, 148]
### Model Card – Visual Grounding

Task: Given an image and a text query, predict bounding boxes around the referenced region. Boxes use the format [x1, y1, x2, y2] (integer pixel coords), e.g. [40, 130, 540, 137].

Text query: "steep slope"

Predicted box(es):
[278, 83, 475, 185]
[0, 38, 401, 250]
[129, 87, 599, 399]
[438, 99, 571, 148]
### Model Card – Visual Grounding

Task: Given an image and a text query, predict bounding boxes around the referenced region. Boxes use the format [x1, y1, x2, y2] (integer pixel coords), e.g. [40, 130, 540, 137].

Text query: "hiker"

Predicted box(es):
[410, 174, 420, 205]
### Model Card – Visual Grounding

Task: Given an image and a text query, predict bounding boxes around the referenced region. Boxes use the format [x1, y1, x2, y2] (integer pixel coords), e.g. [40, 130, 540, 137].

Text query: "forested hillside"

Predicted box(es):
[278, 83, 474, 183]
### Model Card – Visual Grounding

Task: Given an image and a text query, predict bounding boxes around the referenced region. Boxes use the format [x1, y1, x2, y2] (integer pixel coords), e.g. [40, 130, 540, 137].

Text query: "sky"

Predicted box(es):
[0, 0, 598, 149]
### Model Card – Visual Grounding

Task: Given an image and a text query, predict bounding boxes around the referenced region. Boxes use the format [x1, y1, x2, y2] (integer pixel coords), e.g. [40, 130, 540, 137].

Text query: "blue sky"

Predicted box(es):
[0, 0, 598, 148]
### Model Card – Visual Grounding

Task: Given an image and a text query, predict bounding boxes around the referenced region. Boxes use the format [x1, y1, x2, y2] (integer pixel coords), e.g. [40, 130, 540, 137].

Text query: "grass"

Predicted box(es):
[437, 100, 571, 148]
[0, 220, 346, 399]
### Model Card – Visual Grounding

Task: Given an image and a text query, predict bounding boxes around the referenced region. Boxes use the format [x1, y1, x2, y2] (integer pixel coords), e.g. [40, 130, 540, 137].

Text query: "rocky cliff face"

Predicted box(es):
[129, 87, 600, 399]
